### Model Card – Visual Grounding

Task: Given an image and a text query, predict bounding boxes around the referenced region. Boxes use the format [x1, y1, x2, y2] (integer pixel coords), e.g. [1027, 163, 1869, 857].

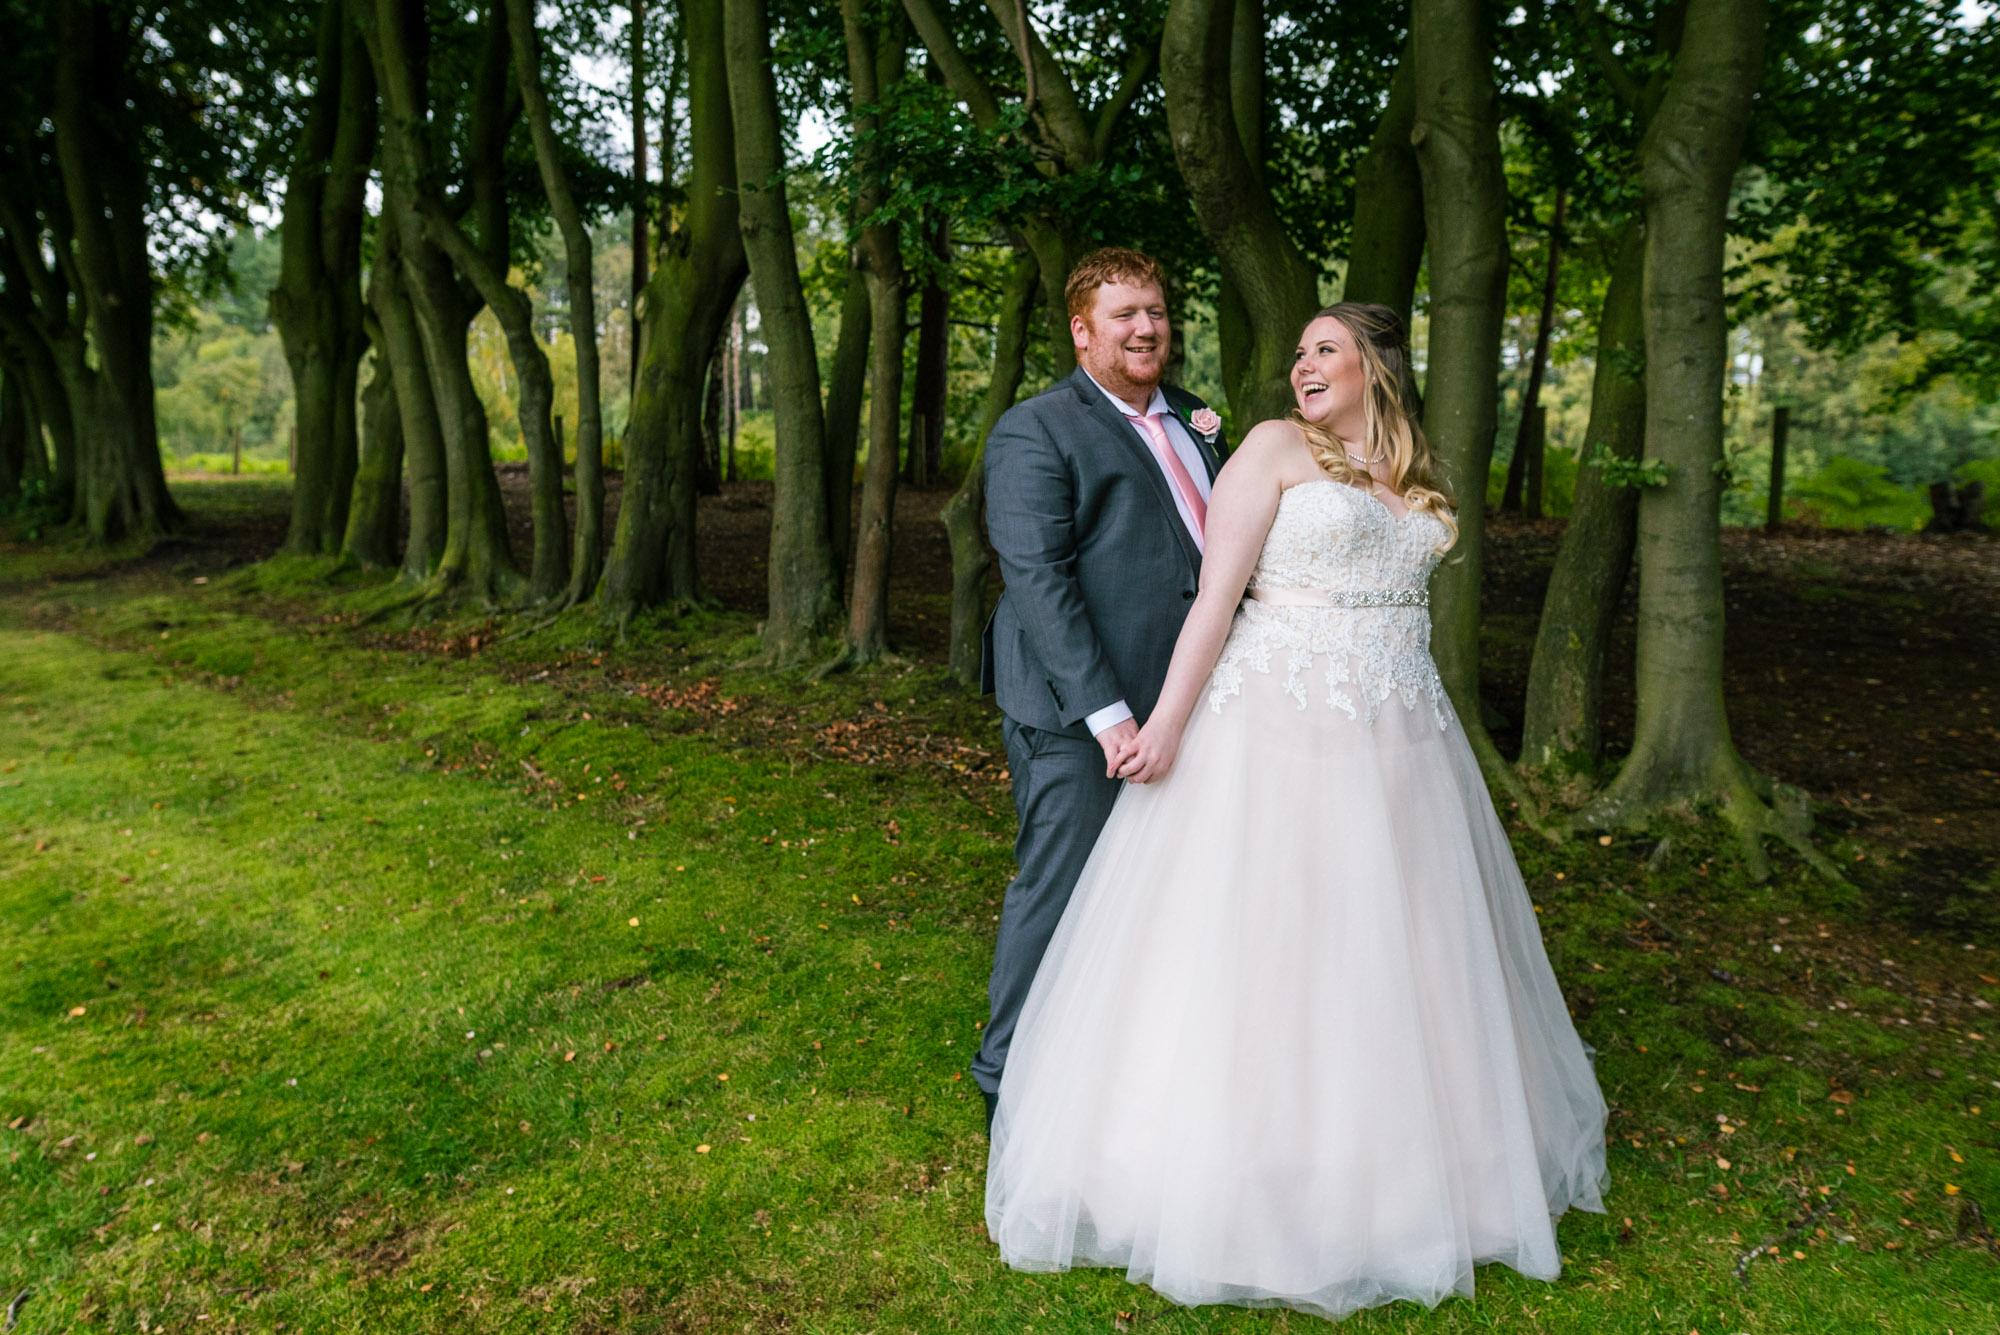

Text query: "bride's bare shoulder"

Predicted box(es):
[1223, 419, 1320, 485]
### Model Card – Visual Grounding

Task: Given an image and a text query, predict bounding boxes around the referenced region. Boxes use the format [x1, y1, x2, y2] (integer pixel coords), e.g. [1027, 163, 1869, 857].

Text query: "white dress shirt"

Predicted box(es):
[1080, 371, 1215, 738]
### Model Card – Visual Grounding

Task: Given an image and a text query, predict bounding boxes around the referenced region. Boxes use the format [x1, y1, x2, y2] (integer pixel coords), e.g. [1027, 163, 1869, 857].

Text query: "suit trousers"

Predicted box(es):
[971, 715, 1123, 1095]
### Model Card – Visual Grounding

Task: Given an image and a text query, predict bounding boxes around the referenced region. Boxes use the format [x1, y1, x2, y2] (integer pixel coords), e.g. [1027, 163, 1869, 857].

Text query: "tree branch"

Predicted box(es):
[981, 0, 1092, 165]
[1575, 0, 1646, 114]
[1092, 40, 1155, 160]
[899, 0, 1003, 130]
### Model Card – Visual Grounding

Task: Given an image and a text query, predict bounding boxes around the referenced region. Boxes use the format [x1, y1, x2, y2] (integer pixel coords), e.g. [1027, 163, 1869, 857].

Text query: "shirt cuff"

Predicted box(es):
[1085, 700, 1135, 737]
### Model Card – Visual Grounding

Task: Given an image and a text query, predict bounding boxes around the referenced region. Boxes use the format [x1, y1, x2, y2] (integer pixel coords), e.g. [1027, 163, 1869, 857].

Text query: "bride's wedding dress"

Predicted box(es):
[985, 480, 1609, 1320]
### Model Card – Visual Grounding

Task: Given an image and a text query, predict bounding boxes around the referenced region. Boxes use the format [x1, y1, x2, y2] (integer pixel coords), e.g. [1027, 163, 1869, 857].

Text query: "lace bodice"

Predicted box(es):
[1207, 480, 1453, 727]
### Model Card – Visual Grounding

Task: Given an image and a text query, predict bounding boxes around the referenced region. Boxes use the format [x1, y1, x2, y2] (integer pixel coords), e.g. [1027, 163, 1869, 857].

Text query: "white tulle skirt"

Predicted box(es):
[984, 660, 1609, 1321]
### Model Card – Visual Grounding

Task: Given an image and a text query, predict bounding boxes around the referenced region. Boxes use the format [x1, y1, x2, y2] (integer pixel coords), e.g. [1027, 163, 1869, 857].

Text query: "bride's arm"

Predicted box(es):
[1116, 424, 1296, 783]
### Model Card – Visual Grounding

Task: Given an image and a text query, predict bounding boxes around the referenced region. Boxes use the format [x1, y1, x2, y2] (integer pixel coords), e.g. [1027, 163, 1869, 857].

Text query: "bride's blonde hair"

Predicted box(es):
[1289, 302, 1457, 550]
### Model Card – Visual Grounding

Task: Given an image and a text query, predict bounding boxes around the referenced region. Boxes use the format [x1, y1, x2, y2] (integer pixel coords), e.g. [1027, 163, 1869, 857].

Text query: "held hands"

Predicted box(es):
[1111, 720, 1180, 785]
[1095, 718, 1139, 778]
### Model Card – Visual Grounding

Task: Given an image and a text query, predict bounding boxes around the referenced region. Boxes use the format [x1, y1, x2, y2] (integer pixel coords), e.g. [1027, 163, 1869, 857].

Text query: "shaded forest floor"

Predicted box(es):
[1, 476, 1997, 1333]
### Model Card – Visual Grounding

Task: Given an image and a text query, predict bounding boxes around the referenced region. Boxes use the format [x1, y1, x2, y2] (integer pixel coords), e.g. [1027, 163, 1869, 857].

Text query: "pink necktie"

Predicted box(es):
[1138, 413, 1207, 538]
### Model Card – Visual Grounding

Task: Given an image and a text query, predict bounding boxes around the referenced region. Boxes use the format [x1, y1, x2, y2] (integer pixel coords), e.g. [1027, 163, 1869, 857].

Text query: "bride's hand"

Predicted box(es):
[1115, 722, 1179, 784]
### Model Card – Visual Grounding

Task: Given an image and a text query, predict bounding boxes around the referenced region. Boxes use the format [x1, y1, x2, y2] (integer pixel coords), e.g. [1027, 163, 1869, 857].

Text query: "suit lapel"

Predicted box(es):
[1066, 368, 1202, 571]
[1161, 384, 1228, 482]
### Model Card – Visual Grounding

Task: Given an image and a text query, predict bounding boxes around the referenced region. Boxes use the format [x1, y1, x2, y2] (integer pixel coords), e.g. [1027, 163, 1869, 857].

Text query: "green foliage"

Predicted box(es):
[1586, 444, 1670, 489]
[1788, 455, 1931, 531]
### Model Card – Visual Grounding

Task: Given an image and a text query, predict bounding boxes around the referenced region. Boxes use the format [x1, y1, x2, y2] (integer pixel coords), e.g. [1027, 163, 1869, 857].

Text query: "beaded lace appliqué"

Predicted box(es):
[1206, 481, 1452, 729]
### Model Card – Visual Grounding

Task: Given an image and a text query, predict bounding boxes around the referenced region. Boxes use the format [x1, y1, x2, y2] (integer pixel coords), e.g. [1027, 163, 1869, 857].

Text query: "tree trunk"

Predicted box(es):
[364, 201, 447, 580]
[1576, 0, 1827, 879]
[508, 0, 606, 605]
[630, 0, 649, 392]
[1765, 404, 1789, 532]
[343, 339, 404, 568]
[1502, 186, 1566, 515]
[369, 0, 519, 602]
[945, 245, 1039, 685]
[1343, 39, 1424, 329]
[0, 288, 75, 512]
[1410, 0, 1520, 799]
[1519, 219, 1644, 776]
[698, 325, 725, 495]
[1162, 0, 1321, 426]
[822, 249, 870, 578]
[599, 0, 746, 627]
[0, 365, 24, 504]
[275, 0, 376, 557]
[833, 0, 908, 667]
[906, 215, 948, 488]
[724, 0, 841, 664]
[53, 0, 180, 544]
[422, 200, 569, 600]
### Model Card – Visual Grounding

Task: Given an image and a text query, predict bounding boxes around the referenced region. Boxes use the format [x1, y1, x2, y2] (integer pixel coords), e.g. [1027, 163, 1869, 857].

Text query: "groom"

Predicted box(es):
[973, 247, 1228, 1125]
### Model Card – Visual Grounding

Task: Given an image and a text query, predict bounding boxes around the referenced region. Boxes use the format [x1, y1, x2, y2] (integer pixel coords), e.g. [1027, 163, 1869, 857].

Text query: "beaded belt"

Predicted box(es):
[1247, 586, 1429, 608]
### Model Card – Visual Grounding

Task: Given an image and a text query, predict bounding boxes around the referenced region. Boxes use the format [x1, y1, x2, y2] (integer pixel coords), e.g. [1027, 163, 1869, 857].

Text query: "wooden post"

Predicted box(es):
[287, 424, 296, 475]
[233, 426, 242, 476]
[1765, 404, 1790, 533]
[554, 413, 565, 464]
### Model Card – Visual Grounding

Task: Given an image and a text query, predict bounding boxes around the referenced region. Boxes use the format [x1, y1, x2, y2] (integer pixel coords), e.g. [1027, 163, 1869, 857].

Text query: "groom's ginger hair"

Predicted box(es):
[1065, 248, 1167, 321]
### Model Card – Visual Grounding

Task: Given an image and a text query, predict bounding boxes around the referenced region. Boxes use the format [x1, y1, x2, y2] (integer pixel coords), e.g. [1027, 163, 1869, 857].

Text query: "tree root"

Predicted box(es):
[807, 644, 908, 682]
[1572, 748, 1847, 885]
[1464, 719, 1562, 844]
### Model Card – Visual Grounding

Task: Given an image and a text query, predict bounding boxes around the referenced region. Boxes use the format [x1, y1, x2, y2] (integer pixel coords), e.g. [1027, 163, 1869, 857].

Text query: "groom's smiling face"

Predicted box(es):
[1072, 279, 1171, 402]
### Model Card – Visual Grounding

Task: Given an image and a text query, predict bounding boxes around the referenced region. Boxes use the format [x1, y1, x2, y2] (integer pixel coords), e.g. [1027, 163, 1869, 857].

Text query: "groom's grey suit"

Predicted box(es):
[972, 366, 1228, 1095]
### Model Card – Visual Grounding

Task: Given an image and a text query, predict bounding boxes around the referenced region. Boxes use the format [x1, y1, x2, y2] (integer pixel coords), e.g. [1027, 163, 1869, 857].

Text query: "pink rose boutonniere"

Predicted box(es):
[1188, 407, 1221, 441]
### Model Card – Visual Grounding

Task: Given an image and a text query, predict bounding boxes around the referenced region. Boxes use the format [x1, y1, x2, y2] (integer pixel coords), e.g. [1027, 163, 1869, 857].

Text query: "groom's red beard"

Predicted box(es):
[1081, 328, 1169, 399]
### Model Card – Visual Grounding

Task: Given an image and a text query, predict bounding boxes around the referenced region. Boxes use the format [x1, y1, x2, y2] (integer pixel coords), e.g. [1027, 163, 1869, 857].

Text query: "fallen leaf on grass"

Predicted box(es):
[696, 1145, 711, 1154]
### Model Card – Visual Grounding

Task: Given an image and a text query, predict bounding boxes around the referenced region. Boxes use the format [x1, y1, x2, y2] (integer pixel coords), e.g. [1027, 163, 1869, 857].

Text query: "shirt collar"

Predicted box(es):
[1081, 368, 1170, 421]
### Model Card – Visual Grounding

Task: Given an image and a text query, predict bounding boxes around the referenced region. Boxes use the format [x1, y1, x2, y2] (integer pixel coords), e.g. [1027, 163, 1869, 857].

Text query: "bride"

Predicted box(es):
[983, 302, 1610, 1320]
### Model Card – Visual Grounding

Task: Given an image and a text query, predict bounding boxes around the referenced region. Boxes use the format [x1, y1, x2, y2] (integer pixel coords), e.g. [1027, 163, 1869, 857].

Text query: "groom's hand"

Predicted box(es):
[1096, 719, 1140, 777]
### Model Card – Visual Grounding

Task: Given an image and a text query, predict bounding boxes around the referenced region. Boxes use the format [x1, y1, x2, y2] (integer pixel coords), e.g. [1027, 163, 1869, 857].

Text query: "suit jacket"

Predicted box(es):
[981, 367, 1230, 736]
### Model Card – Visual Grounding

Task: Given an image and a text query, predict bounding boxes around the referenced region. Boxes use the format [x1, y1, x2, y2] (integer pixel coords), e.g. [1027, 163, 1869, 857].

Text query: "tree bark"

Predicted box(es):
[1765, 404, 1789, 532]
[1519, 220, 1644, 776]
[1343, 39, 1425, 330]
[630, 0, 648, 392]
[698, 324, 726, 495]
[1410, 0, 1519, 799]
[944, 244, 1040, 685]
[274, 0, 376, 557]
[1162, 0, 1321, 426]
[1502, 186, 1566, 515]
[822, 246, 870, 579]
[363, 199, 447, 580]
[0, 271, 76, 513]
[0, 363, 25, 503]
[1576, 0, 1827, 878]
[53, 0, 180, 543]
[369, 0, 520, 602]
[599, 0, 746, 627]
[508, 0, 605, 604]
[833, 0, 908, 667]
[724, 0, 841, 664]
[342, 336, 404, 569]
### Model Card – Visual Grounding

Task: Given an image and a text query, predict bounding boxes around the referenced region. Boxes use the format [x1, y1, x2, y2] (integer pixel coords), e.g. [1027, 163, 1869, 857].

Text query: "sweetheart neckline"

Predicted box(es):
[1280, 477, 1426, 524]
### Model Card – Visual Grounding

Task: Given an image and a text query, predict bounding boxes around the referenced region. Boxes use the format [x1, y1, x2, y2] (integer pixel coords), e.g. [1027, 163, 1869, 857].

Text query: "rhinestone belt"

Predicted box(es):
[1247, 586, 1429, 608]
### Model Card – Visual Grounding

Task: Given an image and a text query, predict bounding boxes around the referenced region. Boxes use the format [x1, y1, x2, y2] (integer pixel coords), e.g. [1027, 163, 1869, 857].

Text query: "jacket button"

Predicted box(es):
[1182, 589, 1195, 601]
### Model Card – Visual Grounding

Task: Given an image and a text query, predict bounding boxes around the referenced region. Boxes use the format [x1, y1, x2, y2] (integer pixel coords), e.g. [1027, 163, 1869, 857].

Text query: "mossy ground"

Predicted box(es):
[2, 482, 1997, 1333]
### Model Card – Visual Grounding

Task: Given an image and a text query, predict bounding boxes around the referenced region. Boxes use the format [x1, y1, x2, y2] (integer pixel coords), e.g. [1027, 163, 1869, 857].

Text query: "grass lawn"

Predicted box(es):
[3, 481, 1998, 1333]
